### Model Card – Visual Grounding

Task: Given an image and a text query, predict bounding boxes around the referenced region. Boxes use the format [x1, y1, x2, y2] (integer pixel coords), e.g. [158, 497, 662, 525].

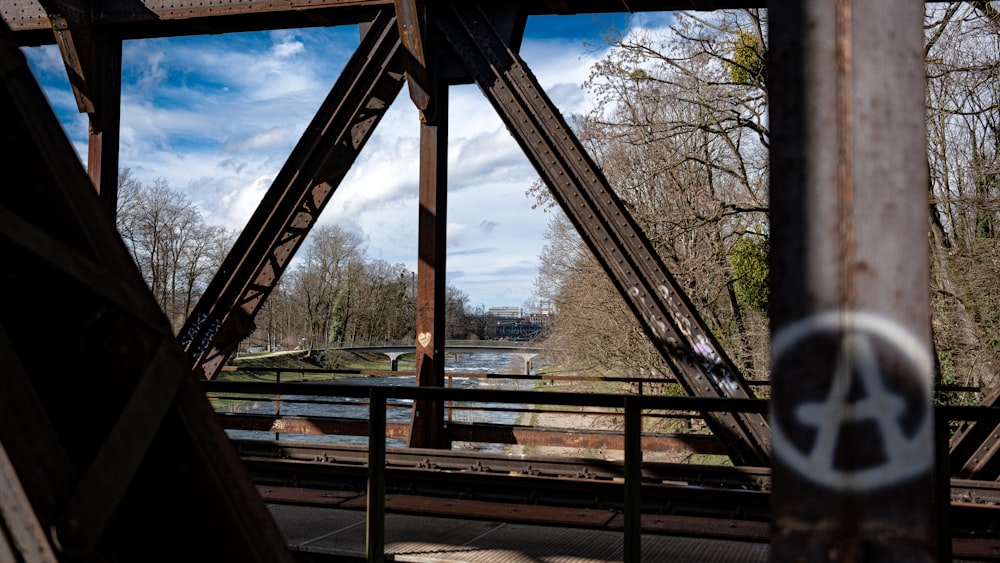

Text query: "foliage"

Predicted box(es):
[726, 31, 767, 87]
[727, 234, 769, 314]
[533, 5, 1000, 403]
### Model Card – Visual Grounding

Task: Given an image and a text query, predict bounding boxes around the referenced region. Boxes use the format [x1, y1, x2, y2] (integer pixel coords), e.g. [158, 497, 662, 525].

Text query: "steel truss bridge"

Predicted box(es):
[0, 1, 994, 562]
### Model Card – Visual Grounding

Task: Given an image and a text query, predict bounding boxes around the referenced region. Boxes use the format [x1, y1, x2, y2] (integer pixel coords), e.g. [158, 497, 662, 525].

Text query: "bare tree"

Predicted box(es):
[350, 259, 415, 343]
[116, 169, 226, 333]
[534, 10, 771, 385]
[290, 224, 366, 348]
[925, 3, 1000, 396]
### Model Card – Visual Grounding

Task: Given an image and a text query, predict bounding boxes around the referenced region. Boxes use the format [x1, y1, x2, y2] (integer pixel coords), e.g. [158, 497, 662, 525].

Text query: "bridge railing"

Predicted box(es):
[201, 379, 768, 562]
[204, 372, 730, 455]
[210, 367, 975, 450]
[201, 378, 998, 562]
[322, 339, 550, 349]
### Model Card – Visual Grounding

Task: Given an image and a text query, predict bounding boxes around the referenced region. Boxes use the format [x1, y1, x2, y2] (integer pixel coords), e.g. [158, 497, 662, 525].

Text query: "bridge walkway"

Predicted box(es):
[267, 500, 993, 563]
[269, 502, 770, 563]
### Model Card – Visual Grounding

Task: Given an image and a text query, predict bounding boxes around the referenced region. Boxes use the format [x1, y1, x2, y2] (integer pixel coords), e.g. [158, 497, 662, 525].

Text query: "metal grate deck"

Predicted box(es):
[269, 504, 770, 562]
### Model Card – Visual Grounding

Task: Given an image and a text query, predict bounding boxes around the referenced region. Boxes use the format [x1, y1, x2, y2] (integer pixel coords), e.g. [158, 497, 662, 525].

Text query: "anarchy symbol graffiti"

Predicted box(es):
[770, 311, 933, 492]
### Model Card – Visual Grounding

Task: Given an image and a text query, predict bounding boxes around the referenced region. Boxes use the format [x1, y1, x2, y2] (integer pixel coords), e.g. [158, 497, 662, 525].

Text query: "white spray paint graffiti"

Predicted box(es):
[770, 311, 933, 492]
[648, 284, 741, 397]
[179, 312, 221, 357]
[691, 334, 740, 395]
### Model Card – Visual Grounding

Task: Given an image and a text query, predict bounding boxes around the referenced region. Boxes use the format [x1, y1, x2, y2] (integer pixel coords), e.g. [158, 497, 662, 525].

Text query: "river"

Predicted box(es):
[225, 351, 547, 452]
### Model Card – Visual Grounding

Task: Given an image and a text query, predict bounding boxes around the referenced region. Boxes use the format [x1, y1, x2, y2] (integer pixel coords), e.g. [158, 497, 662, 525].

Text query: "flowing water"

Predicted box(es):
[225, 351, 545, 452]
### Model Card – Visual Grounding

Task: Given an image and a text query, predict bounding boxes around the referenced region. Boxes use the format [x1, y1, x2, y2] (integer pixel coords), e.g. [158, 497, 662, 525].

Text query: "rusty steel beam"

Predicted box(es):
[0, 436, 58, 562]
[221, 414, 413, 439]
[434, 5, 770, 467]
[0, 17, 294, 560]
[409, 81, 448, 448]
[217, 414, 727, 455]
[400, 0, 446, 449]
[83, 30, 122, 219]
[2, 0, 770, 45]
[447, 423, 727, 456]
[949, 387, 1000, 479]
[179, 11, 406, 380]
[394, 0, 430, 113]
[37, 0, 96, 113]
[768, 0, 936, 560]
[37, 1, 123, 218]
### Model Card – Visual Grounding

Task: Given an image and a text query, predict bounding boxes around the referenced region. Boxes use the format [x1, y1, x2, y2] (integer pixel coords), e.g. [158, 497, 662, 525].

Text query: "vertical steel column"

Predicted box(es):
[623, 396, 642, 563]
[409, 82, 449, 449]
[367, 387, 386, 563]
[87, 31, 121, 219]
[435, 5, 770, 466]
[769, 1, 935, 560]
[41, 1, 122, 219]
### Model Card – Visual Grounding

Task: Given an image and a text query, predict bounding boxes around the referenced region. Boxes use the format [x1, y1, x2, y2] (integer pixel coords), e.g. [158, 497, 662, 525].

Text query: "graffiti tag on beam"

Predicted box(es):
[770, 311, 932, 492]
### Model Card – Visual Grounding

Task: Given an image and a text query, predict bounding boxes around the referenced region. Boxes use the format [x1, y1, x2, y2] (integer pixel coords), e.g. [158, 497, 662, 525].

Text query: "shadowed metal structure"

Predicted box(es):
[0, 1, 949, 561]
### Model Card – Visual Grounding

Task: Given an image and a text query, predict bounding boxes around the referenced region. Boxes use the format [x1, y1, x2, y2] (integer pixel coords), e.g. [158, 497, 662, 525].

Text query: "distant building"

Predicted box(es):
[488, 306, 523, 319]
[494, 310, 549, 341]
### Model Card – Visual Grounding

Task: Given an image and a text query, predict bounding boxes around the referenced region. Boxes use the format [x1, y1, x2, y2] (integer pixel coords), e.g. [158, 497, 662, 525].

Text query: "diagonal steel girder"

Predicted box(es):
[435, 5, 770, 466]
[948, 386, 1000, 479]
[1, 18, 294, 559]
[179, 9, 406, 380]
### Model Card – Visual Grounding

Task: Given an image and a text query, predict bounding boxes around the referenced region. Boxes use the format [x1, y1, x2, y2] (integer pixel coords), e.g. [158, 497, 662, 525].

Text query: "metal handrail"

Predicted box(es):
[202, 379, 768, 563]
[202, 379, 1000, 562]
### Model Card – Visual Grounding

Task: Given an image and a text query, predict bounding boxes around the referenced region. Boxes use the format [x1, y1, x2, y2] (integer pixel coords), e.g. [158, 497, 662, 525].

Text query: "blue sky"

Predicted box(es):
[23, 11, 673, 311]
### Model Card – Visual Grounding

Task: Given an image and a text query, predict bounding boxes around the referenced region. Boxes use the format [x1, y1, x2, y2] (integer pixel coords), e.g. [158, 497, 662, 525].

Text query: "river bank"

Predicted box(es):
[506, 377, 707, 463]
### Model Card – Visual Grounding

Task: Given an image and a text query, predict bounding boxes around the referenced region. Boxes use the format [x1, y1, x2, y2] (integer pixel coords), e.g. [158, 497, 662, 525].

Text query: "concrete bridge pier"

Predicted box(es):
[515, 353, 538, 376]
[385, 352, 407, 371]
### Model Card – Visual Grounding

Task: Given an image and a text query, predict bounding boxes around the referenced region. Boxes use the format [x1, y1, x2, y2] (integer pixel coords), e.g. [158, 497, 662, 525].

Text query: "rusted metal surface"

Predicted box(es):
[84, 32, 121, 219]
[179, 11, 406, 381]
[3, 0, 769, 45]
[949, 386, 1000, 479]
[393, 0, 429, 112]
[38, 0, 94, 113]
[246, 456, 774, 520]
[952, 430, 1000, 480]
[0, 435, 58, 562]
[409, 56, 448, 448]
[768, 0, 935, 560]
[253, 459, 1000, 556]
[232, 438, 753, 486]
[449, 423, 727, 454]
[221, 414, 413, 439]
[434, 4, 770, 467]
[1, 0, 976, 558]
[34, 2, 122, 217]
[218, 413, 727, 454]
[0, 17, 294, 560]
[259, 485, 770, 541]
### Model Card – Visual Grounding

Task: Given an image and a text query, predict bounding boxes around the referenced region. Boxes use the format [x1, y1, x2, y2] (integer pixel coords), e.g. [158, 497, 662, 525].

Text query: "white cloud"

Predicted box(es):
[219, 174, 273, 229]
[220, 125, 298, 153]
[23, 44, 66, 78]
[272, 39, 305, 58]
[25, 16, 628, 309]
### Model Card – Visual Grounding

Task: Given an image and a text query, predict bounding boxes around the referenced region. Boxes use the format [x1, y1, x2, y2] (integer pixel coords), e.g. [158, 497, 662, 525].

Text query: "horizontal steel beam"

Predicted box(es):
[217, 413, 728, 455]
[3, 0, 767, 45]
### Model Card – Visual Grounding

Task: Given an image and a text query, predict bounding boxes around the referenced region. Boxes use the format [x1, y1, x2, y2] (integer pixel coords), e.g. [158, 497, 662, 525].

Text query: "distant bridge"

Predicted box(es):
[331, 340, 551, 374]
